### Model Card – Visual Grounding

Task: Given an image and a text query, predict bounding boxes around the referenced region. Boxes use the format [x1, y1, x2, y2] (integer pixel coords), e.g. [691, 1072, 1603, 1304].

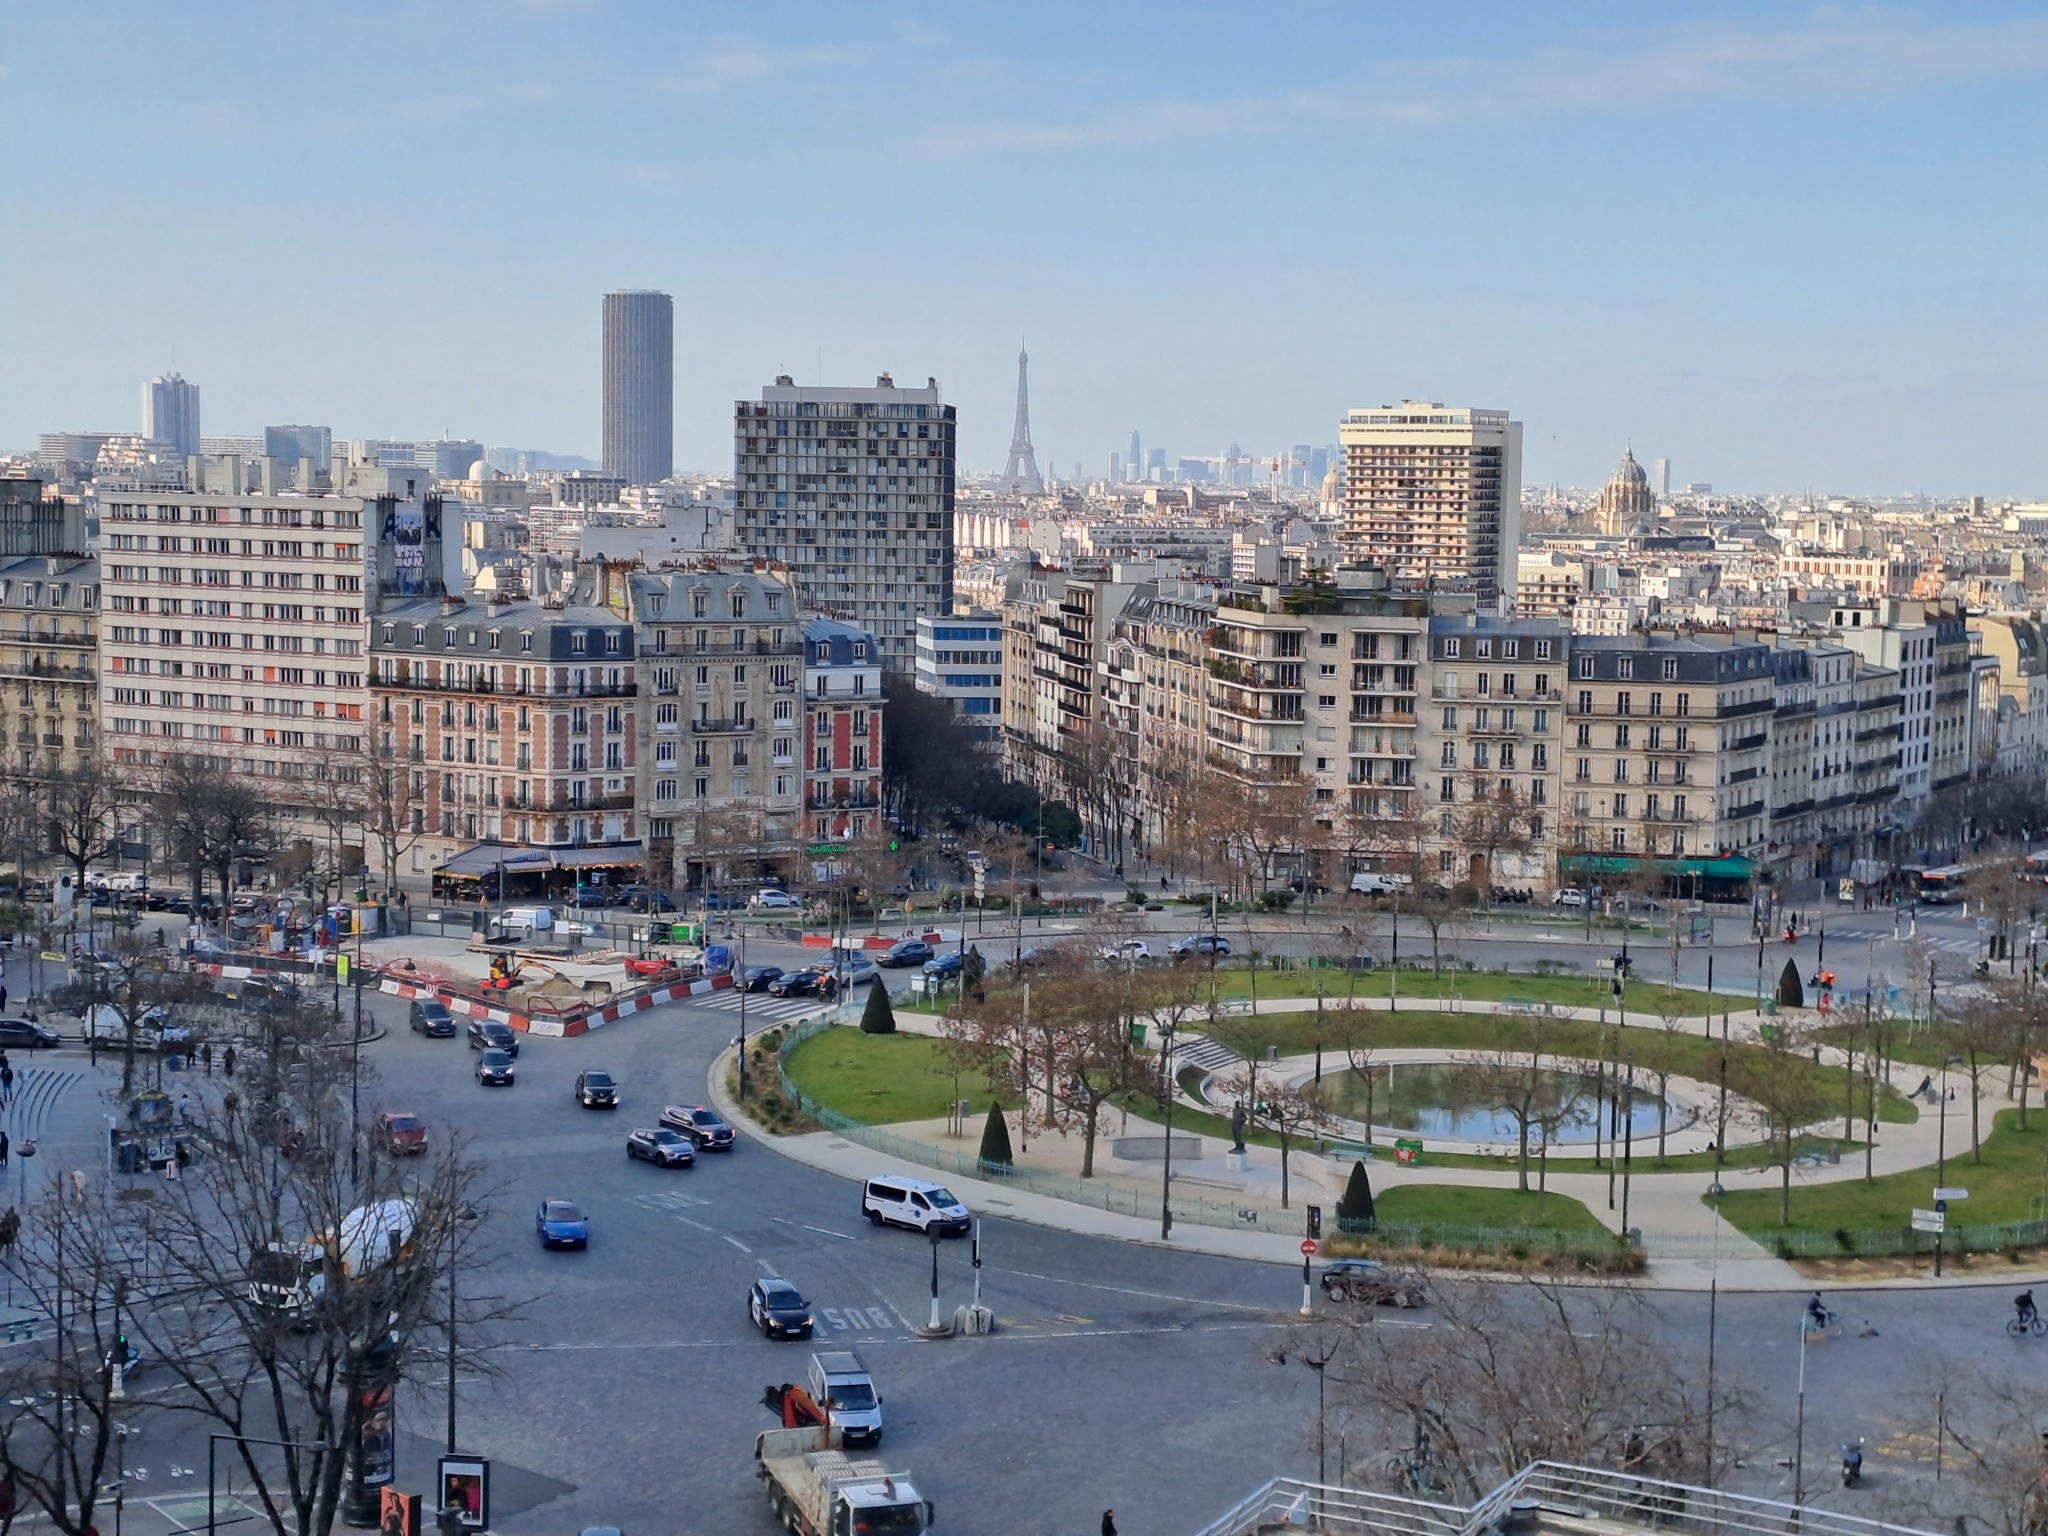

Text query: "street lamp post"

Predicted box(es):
[1794, 1308, 1809, 1507]
[1159, 1021, 1176, 1240]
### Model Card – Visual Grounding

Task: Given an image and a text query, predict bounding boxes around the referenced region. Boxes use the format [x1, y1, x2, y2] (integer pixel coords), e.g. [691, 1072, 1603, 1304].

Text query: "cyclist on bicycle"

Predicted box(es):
[2018, 1290, 2037, 1328]
[1806, 1293, 1830, 1330]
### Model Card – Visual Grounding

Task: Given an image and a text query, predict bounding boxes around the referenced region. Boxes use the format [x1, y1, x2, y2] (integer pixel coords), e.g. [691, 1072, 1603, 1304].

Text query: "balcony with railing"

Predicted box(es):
[691, 717, 754, 733]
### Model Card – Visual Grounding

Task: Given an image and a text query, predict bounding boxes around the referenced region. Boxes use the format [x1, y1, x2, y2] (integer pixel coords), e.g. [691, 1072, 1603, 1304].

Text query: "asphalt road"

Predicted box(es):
[331, 987, 2048, 1535]
[18, 903, 2040, 1536]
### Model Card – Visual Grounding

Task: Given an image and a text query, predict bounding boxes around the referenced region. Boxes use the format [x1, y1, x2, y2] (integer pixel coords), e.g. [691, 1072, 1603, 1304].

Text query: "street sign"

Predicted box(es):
[1299, 1238, 1318, 1256]
[1911, 1208, 1945, 1233]
[1933, 1186, 1970, 1201]
[336, 954, 350, 986]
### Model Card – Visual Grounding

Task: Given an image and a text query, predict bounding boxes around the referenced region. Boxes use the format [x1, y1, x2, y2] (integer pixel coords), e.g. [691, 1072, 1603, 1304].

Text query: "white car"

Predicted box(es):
[1551, 888, 1588, 908]
[1098, 939, 1153, 964]
[749, 889, 801, 910]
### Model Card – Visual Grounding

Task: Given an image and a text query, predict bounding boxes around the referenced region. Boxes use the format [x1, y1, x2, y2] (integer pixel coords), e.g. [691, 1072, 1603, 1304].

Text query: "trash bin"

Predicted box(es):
[1761, 999, 1779, 1016]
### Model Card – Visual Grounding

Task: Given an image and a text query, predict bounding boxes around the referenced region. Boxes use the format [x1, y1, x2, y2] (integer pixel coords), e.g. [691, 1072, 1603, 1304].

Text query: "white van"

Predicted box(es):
[1349, 872, 1412, 895]
[861, 1174, 971, 1236]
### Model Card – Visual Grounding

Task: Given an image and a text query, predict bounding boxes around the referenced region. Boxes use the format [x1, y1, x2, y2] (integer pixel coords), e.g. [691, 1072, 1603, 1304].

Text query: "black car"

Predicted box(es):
[748, 1278, 814, 1339]
[568, 887, 616, 910]
[1320, 1258, 1428, 1308]
[467, 1019, 519, 1057]
[475, 1048, 516, 1086]
[659, 1104, 735, 1151]
[626, 1127, 695, 1167]
[0, 1017, 61, 1050]
[575, 1070, 620, 1108]
[623, 886, 677, 914]
[921, 952, 964, 981]
[878, 939, 933, 968]
[409, 999, 458, 1037]
[741, 965, 785, 993]
[766, 968, 834, 998]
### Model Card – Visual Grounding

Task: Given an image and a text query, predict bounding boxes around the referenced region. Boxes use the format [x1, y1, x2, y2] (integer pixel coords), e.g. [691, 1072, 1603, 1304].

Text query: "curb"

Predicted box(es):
[378, 971, 734, 1037]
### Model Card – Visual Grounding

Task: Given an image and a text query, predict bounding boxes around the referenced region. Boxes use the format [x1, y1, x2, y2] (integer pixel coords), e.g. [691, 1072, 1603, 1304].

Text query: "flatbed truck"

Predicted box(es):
[754, 1424, 932, 1536]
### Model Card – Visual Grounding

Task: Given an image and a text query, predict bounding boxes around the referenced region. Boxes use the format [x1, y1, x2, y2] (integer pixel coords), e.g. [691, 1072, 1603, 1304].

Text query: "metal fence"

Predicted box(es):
[1193, 1460, 1938, 1536]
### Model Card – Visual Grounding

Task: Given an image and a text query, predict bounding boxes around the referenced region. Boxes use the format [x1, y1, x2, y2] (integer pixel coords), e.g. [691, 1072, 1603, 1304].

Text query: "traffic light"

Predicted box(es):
[1305, 1205, 1322, 1240]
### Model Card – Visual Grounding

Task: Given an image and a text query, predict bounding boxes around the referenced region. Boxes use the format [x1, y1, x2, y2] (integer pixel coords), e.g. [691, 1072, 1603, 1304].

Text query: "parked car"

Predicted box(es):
[741, 965, 785, 992]
[536, 1199, 589, 1249]
[699, 891, 744, 910]
[1098, 939, 1153, 964]
[748, 1278, 814, 1339]
[575, 1069, 620, 1109]
[625, 1127, 695, 1167]
[378, 1112, 429, 1156]
[467, 1020, 519, 1057]
[567, 887, 616, 910]
[409, 999, 457, 1037]
[1320, 1258, 1428, 1308]
[475, 1049, 516, 1087]
[1551, 888, 1588, 908]
[624, 887, 677, 914]
[660, 1104, 735, 1151]
[878, 939, 934, 968]
[749, 889, 801, 911]
[767, 968, 835, 998]
[1003, 947, 1050, 971]
[0, 1017, 61, 1050]
[1170, 934, 1231, 958]
[921, 952, 964, 981]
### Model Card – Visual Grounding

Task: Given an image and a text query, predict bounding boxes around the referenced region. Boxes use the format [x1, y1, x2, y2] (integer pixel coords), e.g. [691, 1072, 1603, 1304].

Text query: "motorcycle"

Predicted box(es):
[1783, 925, 1798, 944]
[1840, 1441, 1864, 1488]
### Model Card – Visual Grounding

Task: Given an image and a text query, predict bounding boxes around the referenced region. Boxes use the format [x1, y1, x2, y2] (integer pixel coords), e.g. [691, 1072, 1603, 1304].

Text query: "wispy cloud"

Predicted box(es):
[923, 8, 2048, 158]
[662, 42, 876, 94]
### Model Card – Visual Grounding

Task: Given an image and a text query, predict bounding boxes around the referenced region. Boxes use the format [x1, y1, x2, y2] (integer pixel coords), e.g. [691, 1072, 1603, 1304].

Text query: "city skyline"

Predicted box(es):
[2, 4, 2043, 495]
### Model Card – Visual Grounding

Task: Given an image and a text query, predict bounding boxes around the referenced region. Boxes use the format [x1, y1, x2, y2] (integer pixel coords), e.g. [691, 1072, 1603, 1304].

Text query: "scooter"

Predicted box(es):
[1840, 1441, 1864, 1488]
[1783, 925, 1798, 944]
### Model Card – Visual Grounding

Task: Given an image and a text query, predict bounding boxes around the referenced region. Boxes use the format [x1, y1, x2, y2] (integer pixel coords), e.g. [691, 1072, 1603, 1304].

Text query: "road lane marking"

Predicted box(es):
[722, 1235, 754, 1253]
[802, 1224, 855, 1240]
[675, 1216, 714, 1233]
[757, 1260, 780, 1277]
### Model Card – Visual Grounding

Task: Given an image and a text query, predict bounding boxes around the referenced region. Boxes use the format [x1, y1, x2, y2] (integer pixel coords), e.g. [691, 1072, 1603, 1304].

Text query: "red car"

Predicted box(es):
[379, 1112, 429, 1156]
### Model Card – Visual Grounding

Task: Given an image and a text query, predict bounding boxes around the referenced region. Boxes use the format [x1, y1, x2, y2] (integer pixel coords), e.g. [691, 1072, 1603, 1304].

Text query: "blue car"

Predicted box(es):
[922, 952, 964, 981]
[537, 1199, 589, 1249]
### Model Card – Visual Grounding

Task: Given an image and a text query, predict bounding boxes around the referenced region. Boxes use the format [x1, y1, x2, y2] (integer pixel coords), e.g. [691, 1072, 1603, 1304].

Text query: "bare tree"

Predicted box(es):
[1318, 1278, 1744, 1499]
[1215, 1066, 1332, 1210]
[1727, 1020, 1835, 1225]
[1454, 1013, 1582, 1197]
[49, 928, 208, 1095]
[1943, 988, 2013, 1163]
[354, 732, 426, 898]
[42, 759, 123, 901]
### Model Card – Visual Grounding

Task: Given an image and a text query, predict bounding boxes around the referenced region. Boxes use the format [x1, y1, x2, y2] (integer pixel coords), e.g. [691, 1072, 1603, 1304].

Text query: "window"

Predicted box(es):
[1442, 706, 1458, 729]
[1614, 724, 1630, 749]
[1576, 689, 1593, 713]
[1613, 759, 1629, 783]
[1440, 742, 1457, 768]
[1611, 829, 1627, 853]
[1611, 793, 1628, 819]
[1575, 757, 1591, 782]
[1475, 639, 1492, 658]
[1575, 722, 1592, 748]
[1531, 743, 1548, 770]
[1444, 638, 1461, 658]
[1535, 639, 1552, 660]
[1577, 654, 1595, 678]
[1529, 813, 1545, 839]
[1615, 692, 1632, 716]
[1661, 657, 1679, 680]
[1617, 657, 1634, 679]
[1472, 742, 1490, 768]
[1676, 693, 1691, 716]
[570, 632, 587, 655]
[1440, 776, 1455, 802]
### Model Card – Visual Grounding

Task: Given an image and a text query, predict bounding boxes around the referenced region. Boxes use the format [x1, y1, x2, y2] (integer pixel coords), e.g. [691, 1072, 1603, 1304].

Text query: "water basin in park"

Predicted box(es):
[1318, 1062, 1679, 1144]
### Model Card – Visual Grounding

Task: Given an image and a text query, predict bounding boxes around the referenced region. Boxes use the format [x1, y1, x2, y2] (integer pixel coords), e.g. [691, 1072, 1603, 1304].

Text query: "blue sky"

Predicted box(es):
[3, 3, 2044, 494]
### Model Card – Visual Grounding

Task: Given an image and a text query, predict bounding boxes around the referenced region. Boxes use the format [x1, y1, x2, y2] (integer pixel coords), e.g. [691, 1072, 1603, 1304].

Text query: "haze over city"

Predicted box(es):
[4, 1, 2045, 493]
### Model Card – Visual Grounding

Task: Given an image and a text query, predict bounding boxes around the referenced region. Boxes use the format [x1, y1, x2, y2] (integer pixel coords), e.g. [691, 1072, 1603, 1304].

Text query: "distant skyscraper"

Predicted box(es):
[1338, 401, 1523, 603]
[733, 372, 955, 670]
[1652, 457, 1670, 496]
[1594, 449, 1658, 538]
[143, 372, 200, 457]
[1128, 431, 1141, 478]
[266, 424, 333, 473]
[602, 290, 674, 484]
[1000, 348, 1044, 494]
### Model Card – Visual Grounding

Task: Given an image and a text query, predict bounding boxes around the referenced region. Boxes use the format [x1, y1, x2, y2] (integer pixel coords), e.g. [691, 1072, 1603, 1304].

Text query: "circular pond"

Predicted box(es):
[1317, 1062, 1678, 1144]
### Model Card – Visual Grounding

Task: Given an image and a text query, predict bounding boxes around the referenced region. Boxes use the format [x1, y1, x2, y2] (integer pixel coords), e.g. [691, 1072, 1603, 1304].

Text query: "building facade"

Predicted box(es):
[369, 588, 639, 880]
[626, 562, 805, 890]
[602, 290, 674, 485]
[805, 621, 885, 846]
[733, 374, 956, 670]
[913, 611, 1002, 745]
[0, 484, 98, 781]
[1593, 450, 1657, 538]
[1338, 401, 1522, 604]
[143, 373, 201, 459]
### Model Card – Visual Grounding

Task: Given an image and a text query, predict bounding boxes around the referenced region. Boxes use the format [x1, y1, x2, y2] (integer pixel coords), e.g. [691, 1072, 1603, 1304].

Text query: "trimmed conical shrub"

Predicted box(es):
[977, 1103, 1014, 1174]
[1776, 959, 1805, 1009]
[859, 982, 898, 1034]
[1335, 1159, 1376, 1228]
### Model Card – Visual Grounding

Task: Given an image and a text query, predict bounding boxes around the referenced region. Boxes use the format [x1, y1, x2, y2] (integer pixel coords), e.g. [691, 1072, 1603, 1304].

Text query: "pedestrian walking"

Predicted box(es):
[223, 1044, 237, 1078]
[0, 1064, 13, 1106]
[0, 1129, 9, 1169]
[0, 984, 9, 1012]
[1103, 1512, 1117, 1536]
[200, 1041, 213, 1075]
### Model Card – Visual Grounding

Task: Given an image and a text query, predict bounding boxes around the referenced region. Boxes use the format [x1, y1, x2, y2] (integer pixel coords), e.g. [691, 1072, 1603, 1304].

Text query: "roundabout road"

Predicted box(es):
[97, 971, 2043, 1536]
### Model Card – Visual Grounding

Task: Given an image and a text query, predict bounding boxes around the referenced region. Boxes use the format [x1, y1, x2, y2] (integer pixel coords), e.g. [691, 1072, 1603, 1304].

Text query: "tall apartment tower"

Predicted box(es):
[1338, 401, 1523, 605]
[601, 290, 674, 484]
[733, 372, 956, 670]
[1652, 457, 1671, 496]
[143, 372, 201, 457]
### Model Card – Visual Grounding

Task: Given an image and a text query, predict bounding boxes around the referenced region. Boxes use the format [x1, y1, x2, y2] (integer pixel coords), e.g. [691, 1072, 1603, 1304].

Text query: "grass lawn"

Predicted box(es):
[783, 1029, 1019, 1124]
[1372, 1183, 1608, 1235]
[1713, 1107, 2048, 1238]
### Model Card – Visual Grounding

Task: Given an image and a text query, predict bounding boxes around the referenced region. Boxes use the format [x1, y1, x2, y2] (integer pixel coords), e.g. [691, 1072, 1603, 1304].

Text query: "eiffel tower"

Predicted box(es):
[1001, 346, 1045, 495]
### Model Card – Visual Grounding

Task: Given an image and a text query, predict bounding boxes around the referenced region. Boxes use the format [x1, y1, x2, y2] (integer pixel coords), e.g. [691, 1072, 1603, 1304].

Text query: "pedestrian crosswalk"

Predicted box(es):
[688, 991, 828, 1025]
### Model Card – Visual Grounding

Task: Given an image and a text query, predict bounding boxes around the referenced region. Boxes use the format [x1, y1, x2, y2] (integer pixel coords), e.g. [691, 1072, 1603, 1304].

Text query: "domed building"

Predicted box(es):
[1595, 449, 1658, 538]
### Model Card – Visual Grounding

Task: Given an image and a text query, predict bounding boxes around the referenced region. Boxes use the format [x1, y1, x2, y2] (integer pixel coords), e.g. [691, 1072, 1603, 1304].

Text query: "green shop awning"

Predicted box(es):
[1559, 855, 1755, 879]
